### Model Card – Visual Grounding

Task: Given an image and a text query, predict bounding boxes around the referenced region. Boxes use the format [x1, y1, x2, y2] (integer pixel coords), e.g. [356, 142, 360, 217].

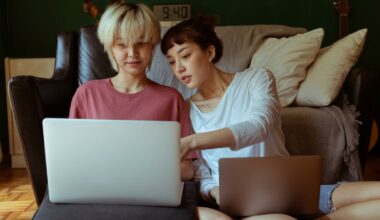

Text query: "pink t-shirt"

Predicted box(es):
[69, 78, 197, 158]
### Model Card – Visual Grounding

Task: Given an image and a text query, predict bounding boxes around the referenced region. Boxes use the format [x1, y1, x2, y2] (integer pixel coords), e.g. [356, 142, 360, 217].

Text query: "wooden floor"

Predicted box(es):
[0, 169, 37, 220]
[1, 153, 380, 219]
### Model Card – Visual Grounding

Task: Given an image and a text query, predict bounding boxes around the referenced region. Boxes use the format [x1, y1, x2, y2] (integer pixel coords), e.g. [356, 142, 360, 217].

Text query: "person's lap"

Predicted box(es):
[196, 184, 342, 220]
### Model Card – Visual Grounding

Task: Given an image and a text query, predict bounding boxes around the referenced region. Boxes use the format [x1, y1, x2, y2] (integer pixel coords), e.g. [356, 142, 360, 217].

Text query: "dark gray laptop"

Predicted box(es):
[219, 155, 321, 217]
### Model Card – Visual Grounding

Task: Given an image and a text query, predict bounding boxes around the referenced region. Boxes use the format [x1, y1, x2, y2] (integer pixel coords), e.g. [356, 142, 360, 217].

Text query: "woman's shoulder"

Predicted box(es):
[237, 66, 272, 78]
[151, 84, 188, 107]
[73, 78, 110, 96]
[79, 78, 109, 89]
[236, 67, 275, 84]
[150, 81, 184, 99]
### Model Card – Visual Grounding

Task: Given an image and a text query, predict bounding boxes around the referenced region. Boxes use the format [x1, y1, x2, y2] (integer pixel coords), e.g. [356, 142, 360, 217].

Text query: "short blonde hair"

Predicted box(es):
[97, 2, 160, 71]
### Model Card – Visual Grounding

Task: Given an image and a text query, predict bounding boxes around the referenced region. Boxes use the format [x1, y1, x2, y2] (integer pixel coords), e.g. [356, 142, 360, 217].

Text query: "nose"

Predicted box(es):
[175, 61, 185, 75]
[127, 45, 138, 58]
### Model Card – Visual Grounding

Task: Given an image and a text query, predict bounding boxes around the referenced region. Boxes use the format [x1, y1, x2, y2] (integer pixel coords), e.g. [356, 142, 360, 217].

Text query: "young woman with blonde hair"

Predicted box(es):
[70, 2, 197, 180]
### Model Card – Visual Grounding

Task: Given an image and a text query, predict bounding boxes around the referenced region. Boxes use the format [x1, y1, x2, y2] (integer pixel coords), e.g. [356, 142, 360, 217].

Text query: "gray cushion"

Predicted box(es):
[33, 182, 198, 220]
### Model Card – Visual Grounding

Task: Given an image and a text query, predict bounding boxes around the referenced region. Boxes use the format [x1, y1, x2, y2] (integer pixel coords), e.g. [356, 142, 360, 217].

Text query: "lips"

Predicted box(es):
[181, 75, 191, 84]
[126, 60, 142, 65]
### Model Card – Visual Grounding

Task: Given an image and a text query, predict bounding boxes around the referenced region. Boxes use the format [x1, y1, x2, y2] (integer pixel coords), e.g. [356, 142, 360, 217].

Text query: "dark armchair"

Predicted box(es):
[9, 30, 80, 205]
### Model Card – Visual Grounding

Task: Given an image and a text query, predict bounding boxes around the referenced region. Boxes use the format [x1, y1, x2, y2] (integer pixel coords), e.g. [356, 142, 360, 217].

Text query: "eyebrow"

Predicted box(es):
[166, 45, 190, 58]
[115, 35, 145, 42]
[177, 46, 189, 54]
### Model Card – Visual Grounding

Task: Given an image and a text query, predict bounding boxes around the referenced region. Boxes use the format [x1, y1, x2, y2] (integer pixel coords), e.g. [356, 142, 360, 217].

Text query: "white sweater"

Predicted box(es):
[190, 67, 289, 201]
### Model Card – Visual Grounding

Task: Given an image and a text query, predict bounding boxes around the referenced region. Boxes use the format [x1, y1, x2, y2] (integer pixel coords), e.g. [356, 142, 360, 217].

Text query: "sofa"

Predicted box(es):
[8, 25, 378, 218]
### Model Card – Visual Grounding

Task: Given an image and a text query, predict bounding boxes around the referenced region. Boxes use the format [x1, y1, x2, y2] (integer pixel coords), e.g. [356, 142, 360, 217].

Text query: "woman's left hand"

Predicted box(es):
[209, 186, 220, 205]
[180, 135, 196, 160]
[180, 129, 235, 160]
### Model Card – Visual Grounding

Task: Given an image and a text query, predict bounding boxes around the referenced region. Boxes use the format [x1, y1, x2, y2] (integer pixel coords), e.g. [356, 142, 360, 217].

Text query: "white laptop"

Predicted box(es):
[42, 118, 183, 206]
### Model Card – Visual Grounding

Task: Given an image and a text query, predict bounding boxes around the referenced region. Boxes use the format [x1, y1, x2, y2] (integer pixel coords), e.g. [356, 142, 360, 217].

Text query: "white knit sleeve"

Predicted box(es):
[228, 69, 281, 150]
[193, 158, 218, 202]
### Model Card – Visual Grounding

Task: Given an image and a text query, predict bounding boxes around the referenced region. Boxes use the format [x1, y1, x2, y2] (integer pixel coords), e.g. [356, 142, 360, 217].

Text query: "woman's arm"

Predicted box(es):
[181, 68, 281, 158]
[69, 86, 86, 118]
[180, 128, 235, 160]
[227, 69, 281, 150]
[193, 158, 219, 201]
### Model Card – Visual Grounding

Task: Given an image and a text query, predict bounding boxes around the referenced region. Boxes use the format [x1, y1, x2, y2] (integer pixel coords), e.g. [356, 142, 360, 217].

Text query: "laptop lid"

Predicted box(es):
[43, 118, 182, 206]
[219, 155, 321, 217]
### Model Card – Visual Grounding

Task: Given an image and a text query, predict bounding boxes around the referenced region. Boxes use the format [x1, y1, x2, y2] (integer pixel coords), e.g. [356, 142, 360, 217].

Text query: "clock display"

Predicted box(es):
[153, 4, 191, 21]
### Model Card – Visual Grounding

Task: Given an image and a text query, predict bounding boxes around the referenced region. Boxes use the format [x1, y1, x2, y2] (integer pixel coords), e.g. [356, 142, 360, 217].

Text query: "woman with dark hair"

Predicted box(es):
[162, 18, 380, 220]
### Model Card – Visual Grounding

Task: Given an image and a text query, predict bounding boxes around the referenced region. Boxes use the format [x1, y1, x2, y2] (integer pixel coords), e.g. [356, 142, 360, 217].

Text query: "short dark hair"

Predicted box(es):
[161, 18, 223, 63]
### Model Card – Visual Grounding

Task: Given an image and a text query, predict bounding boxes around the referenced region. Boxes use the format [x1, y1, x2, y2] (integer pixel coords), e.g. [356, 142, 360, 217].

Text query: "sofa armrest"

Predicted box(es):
[341, 67, 378, 169]
[7, 30, 79, 205]
[8, 76, 77, 205]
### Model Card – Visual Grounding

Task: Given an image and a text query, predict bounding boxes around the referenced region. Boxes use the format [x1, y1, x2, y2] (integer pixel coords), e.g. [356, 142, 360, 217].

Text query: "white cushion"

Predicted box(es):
[295, 29, 367, 106]
[250, 28, 324, 107]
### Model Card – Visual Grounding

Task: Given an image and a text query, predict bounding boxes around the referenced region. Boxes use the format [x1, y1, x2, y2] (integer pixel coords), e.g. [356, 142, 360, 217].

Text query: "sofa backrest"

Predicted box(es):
[76, 25, 305, 98]
[77, 25, 117, 85]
